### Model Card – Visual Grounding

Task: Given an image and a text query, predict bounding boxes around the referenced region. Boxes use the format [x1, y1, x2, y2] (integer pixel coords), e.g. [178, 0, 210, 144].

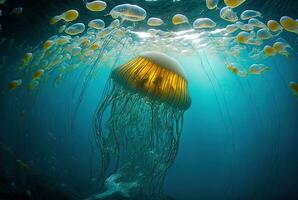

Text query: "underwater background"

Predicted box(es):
[1, 0, 298, 199]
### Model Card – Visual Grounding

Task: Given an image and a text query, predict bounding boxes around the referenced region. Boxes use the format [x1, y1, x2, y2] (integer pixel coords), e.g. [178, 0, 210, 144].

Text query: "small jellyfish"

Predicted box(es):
[236, 31, 250, 44]
[90, 43, 101, 51]
[226, 24, 239, 34]
[58, 25, 67, 33]
[267, 20, 282, 32]
[248, 18, 266, 28]
[109, 19, 120, 28]
[257, 28, 272, 40]
[240, 10, 262, 20]
[60, 9, 79, 22]
[263, 45, 276, 57]
[32, 69, 44, 80]
[109, 4, 146, 22]
[72, 46, 82, 56]
[236, 22, 254, 31]
[280, 16, 298, 34]
[86, 1, 107, 12]
[220, 6, 238, 23]
[22, 53, 33, 66]
[8, 79, 22, 89]
[147, 17, 164, 27]
[65, 23, 85, 35]
[289, 81, 298, 96]
[249, 64, 270, 75]
[50, 15, 61, 25]
[226, 63, 246, 77]
[172, 14, 189, 25]
[273, 41, 290, 57]
[193, 18, 216, 29]
[43, 40, 54, 50]
[28, 80, 39, 90]
[206, 0, 219, 10]
[10, 7, 23, 15]
[88, 19, 105, 30]
[224, 0, 246, 8]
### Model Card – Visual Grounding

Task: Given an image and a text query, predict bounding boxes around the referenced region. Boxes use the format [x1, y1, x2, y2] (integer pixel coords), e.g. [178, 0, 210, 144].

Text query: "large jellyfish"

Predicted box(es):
[89, 51, 191, 200]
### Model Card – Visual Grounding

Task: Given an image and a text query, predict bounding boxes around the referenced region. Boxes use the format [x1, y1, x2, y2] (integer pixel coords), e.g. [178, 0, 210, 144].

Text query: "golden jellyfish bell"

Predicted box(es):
[172, 14, 189, 25]
[60, 9, 79, 22]
[111, 52, 191, 110]
[224, 0, 246, 8]
[86, 0, 107, 12]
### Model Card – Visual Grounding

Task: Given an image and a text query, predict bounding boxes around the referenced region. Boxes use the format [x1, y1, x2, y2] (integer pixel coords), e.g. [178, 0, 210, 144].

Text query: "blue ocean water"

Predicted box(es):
[0, 0, 298, 200]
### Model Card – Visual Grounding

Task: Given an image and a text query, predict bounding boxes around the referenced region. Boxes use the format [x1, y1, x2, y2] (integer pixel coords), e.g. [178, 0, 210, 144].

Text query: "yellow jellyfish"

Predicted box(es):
[90, 43, 101, 51]
[109, 4, 147, 22]
[86, 0, 107, 12]
[249, 64, 270, 75]
[273, 41, 290, 57]
[280, 16, 298, 34]
[236, 31, 250, 44]
[65, 23, 85, 35]
[227, 63, 239, 75]
[88, 19, 105, 30]
[220, 6, 238, 23]
[193, 18, 216, 29]
[147, 17, 164, 27]
[22, 53, 33, 66]
[263, 45, 276, 57]
[226, 24, 239, 34]
[224, 0, 246, 8]
[90, 51, 191, 199]
[50, 15, 61, 25]
[8, 79, 22, 89]
[172, 14, 189, 25]
[43, 40, 54, 50]
[289, 81, 298, 96]
[206, 0, 219, 10]
[267, 20, 283, 32]
[60, 9, 79, 22]
[32, 69, 44, 80]
[240, 10, 262, 20]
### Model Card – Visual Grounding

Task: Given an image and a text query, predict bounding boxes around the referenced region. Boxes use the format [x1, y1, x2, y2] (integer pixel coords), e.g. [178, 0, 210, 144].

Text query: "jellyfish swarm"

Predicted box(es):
[93, 52, 191, 199]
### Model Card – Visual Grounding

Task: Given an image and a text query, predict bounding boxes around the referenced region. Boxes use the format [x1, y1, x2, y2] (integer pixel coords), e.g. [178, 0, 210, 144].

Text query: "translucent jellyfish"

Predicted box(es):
[263, 45, 276, 57]
[280, 16, 298, 34]
[267, 20, 282, 32]
[206, 0, 219, 10]
[257, 28, 272, 40]
[28, 80, 39, 90]
[32, 69, 44, 80]
[220, 6, 238, 23]
[88, 52, 191, 200]
[289, 81, 298, 96]
[236, 22, 254, 31]
[240, 10, 262, 20]
[236, 31, 251, 44]
[8, 79, 22, 90]
[56, 36, 71, 45]
[10, 7, 23, 15]
[22, 53, 33, 66]
[172, 14, 189, 25]
[109, 19, 120, 28]
[86, 0, 107, 12]
[226, 24, 239, 34]
[224, 0, 246, 8]
[193, 18, 216, 29]
[88, 19, 105, 30]
[50, 15, 61, 25]
[249, 64, 270, 75]
[248, 18, 266, 28]
[65, 23, 85, 35]
[273, 41, 290, 57]
[58, 25, 67, 33]
[60, 9, 79, 22]
[226, 63, 246, 77]
[147, 17, 164, 27]
[109, 4, 147, 22]
[71, 46, 82, 56]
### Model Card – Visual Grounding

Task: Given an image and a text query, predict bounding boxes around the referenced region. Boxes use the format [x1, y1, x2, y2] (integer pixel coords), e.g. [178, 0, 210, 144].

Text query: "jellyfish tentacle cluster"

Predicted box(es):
[92, 52, 191, 200]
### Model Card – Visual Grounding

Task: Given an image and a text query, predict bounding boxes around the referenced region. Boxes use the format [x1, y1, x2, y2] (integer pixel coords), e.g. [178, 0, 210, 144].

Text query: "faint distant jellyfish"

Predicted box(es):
[220, 6, 238, 23]
[193, 18, 216, 29]
[109, 4, 146, 22]
[289, 81, 298, 96]
[147, 17, 164, 27]
[90, 52, 191, 200]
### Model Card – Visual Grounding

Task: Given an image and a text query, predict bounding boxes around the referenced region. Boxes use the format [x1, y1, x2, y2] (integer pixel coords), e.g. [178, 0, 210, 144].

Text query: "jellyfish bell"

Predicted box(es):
[90, 51, 191, 200]
[109, 4, 147, 22]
